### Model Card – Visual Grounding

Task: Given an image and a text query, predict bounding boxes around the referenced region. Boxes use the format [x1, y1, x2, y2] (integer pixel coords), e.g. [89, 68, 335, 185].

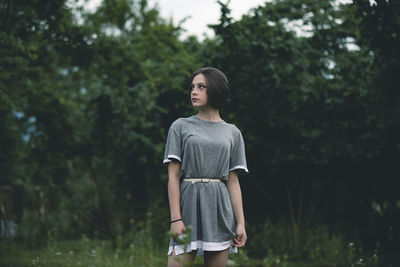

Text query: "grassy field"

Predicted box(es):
[1, 238, 165, 267]
[0, 238, 376, 267]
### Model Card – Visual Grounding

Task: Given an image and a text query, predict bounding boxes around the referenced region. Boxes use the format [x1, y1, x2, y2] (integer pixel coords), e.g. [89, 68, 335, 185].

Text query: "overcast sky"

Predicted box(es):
[150, 0, 268, 39]
[80, 0, 268, 39]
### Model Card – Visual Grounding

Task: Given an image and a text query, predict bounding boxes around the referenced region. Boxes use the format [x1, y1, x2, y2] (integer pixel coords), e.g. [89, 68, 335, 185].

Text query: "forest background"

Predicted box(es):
[1, 0, 399, 266]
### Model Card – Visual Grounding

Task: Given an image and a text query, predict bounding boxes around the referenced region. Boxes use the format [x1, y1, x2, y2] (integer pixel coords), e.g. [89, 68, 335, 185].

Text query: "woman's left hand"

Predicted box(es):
[233, 224, 247, 247]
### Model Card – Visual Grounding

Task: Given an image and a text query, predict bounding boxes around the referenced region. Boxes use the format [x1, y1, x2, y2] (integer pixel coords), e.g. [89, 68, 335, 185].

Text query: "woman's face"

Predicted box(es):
[190, 73, 208, 108]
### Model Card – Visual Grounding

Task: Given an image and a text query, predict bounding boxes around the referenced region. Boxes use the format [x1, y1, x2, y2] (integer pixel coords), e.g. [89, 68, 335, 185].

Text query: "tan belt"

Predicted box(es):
[183, 178, 221, 184]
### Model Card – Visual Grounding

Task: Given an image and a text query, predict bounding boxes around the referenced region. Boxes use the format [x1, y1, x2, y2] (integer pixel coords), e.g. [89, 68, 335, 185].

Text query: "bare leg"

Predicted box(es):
[204, 249, 229, 267]
[167, 247, 197, 267]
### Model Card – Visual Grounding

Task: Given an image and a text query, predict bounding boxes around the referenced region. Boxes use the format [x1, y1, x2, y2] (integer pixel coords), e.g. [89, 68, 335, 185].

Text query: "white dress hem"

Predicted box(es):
[167, 240, 238, 256]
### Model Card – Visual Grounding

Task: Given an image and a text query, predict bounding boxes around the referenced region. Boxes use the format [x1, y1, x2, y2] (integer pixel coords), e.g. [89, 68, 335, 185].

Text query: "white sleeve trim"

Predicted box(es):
[229, 165, 249, 173]
[163, 154, 181, 164]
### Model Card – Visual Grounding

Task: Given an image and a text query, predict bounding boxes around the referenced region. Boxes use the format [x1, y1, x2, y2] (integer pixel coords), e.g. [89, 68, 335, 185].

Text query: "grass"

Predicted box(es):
[0, 224, 379, 267]
[0, 238, 375, 267]
[1, 238, 166, 267]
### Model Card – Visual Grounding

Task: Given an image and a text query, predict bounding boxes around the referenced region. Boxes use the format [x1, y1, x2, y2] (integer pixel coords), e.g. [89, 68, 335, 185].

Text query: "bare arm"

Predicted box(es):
[227, 171, 247, 247]
[167, 161, 185, 235]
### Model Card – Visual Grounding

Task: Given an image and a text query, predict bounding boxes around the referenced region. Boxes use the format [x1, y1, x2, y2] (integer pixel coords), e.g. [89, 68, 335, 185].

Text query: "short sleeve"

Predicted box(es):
[163, 120, 183, 166]
[229, 128, 249, 175]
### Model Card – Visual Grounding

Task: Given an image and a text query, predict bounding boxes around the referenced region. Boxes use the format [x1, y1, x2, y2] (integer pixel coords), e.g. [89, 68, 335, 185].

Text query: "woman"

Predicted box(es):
[164, 67, 248, 267]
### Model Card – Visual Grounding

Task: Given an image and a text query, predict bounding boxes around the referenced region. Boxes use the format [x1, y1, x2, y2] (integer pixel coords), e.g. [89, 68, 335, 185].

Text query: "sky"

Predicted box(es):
[149, 0, 269, 39]
[78, 0, 269, 39]
[76, 0, 354, 41]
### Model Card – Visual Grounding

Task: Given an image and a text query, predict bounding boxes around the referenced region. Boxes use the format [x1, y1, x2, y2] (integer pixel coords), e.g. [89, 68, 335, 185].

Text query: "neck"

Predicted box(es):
[196, 107, 222, 122]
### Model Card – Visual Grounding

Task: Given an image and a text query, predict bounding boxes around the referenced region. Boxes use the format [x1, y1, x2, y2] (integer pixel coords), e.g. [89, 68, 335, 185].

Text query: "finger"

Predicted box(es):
[234, 237, 245, 247]
[232, 238, 238, 246]
[233, 238, 242, 246]
[233, 242, 243, 248]
[236, 235, 242, 242]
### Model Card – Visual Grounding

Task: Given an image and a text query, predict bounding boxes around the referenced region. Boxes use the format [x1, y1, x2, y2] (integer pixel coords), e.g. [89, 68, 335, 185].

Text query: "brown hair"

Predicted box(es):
[189, 67, 231, 109]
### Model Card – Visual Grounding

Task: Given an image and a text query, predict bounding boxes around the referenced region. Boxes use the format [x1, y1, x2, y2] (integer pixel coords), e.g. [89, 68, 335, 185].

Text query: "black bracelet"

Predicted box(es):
[171, 218, 182, 224]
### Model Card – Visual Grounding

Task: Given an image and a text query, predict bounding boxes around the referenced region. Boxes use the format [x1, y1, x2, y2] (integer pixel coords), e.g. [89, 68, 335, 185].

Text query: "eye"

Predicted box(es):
[199, 84, 206, 90]
[190, 84, 195, 91]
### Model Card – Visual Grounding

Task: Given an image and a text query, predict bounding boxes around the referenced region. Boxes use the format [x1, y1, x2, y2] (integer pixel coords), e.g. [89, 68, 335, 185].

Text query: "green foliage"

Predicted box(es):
[1, 220, 379, 266]
[206, 1, 399, 264]
[209, 0, 375, 164]
[0, 0, 398, 265]
[245, 219, 378, 266]
[1, 0, 198, 241]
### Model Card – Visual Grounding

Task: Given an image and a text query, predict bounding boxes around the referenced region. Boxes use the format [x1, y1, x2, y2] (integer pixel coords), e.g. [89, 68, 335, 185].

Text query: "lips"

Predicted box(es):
[192, 98, 199, 102]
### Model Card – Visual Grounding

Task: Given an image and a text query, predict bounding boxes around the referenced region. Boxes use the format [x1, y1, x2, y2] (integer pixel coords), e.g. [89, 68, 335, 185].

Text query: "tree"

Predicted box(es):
[0, 0, 200, 240]
[206, 0, 395, 260]
[353, 0, 400, 264]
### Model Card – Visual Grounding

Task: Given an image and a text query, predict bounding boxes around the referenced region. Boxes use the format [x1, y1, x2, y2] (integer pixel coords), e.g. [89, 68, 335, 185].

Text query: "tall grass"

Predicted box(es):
[1, 233, 167, 266]
[0, 216, 378, 266]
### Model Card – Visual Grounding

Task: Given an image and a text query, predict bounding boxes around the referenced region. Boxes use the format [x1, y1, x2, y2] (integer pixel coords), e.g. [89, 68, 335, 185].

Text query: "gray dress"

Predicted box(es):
[164, 115, 248, 256]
